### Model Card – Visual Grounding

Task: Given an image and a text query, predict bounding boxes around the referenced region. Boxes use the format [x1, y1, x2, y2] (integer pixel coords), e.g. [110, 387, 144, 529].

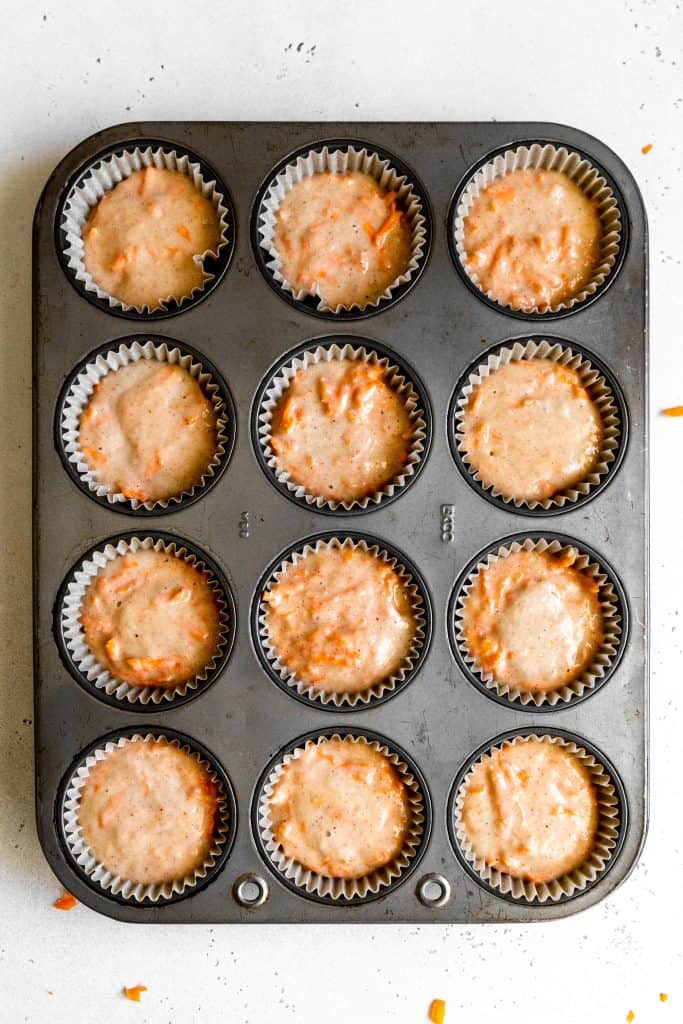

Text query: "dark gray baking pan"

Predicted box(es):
[33, 121, 648, 923]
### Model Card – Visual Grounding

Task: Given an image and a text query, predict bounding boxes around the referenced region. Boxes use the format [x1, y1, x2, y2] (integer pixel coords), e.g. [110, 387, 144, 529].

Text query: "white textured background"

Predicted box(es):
[1, 2, 681, 1021]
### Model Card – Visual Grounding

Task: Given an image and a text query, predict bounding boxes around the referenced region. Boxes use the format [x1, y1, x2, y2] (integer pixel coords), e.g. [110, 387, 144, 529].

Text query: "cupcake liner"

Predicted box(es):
[452, 338, 624, 512]
[60, 144, 230, 315]
[256, 732, 427, 902]
[256, 144, 428, 315]
[59, 338, 232, 513]
[452, 142, 623, 316]
[452, 733, 622, 903]
[61, 732, 233, 903]
[256, 342, 428, 513]
[452, 536, 625, 708]
[58, 535, 233, 707]
[257, 536, 428, 708]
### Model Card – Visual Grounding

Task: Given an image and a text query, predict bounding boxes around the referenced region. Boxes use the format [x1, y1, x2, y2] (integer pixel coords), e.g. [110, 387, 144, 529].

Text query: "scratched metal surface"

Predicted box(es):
[32, 121, 648, 924]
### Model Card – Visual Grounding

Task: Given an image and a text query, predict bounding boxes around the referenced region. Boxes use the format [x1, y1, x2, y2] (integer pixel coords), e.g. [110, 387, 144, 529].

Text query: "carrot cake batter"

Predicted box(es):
[81, 548, 221, 688]
[460, 359, 603, 503]
[463, 168, 602, 310]
[269, 358, 413, 504]
[273, 171, 412, 308]
[78, 738, 218, 885]
[269, 737, 410, 878]
[262, 545, 416, 694]
[461, 548, 603, 693]
[79, 359, 218, 504]
[461, 737, 598, 883]
[83, 166, 221, 309]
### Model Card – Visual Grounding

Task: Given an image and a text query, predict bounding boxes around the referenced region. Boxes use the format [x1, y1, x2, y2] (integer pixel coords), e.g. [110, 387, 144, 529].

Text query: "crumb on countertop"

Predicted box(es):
[429, 998, 446, 1023]
[660, 992, 668, 1003]
[641, 144, 653, 154]
[53, 892, 77, 911]
[124, 985, 148, 1003]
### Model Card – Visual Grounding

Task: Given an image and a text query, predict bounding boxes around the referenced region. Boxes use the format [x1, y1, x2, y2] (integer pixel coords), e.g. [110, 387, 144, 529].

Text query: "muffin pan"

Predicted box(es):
[33, 121, 648, 923]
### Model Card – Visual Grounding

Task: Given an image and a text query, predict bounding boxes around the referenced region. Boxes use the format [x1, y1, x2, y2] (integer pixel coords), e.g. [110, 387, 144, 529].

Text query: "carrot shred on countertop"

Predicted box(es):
[641, 144, 653, 154]
[627, 1012, 636, 1022]
[660, 993, 669, 1002]
[53, 892, 77, 911]
[429, 998, 446, 1023]
[124, 985, 148, 1003]
[662, 406, 683, 416]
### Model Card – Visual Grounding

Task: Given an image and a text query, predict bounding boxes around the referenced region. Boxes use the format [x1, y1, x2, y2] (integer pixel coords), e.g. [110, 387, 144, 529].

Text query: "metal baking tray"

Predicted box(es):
[33, 121, 648, 923]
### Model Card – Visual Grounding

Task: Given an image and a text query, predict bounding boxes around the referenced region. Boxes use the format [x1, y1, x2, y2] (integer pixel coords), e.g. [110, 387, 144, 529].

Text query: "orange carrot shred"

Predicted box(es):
[627, 1012, 636, 1022]
[662, 405, 683, 416]
[660, 993, 668, 1002]
[429, 998, 446, 1023]
[124, 985, 148, 1003]
[54, 892, 77, 911]
[641, 144, 653, 154]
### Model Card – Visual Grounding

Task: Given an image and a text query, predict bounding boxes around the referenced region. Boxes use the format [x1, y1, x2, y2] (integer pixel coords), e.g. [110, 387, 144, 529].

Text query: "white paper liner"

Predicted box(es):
[259, 536, 427, 707]
[60, 339, 230, 512]
[60, 535, 232, 706]
[453, 338, 622, 511]
[453, 142, 622, 315]
[453, 733, 621, 903]
[257, 343, 427, 512]
[257, 144, 428, 314]
[62, 733, 231, 903]
[60, 145, 230, 314]
[453, 537, 623, 707]
[258, 733, 426, 901]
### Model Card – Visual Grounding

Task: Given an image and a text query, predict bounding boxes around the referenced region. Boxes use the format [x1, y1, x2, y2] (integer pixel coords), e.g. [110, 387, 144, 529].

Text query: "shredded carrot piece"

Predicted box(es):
[176, 224, 191, 241]
[279, 395, 297, 433]
[82, 444, 107, 465]
[145, 453, 162, 477]
[373, 207, 403, 249]
[660, 993, 668, 1003]
[126, 656, 180, 672]
[662, 405, 683, 416]
[54, 892, 77, 911]
[641, 144, 653, 154]
[105, 637, 121, 661]
[429, 998, 446, 1023]
[627, 1012, 636, 1022]
[188, 626, 209, 642]
[124, 985, 148, 1002]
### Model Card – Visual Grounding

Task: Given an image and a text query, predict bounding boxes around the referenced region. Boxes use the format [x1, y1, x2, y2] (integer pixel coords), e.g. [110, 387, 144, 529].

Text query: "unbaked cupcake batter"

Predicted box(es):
[81, 548, 221, 688]
[83, 166, 221, 309]
[78, 739, 218, 885]
[461, 738, 598, 883]
[463, 168, 602, 310]
[273, 171, 412, 308]
[461, 548, 603, 693]
[460, 359, 603, 503]
[269, 359, 413, 504]
[269, 738, 410, 878]
[79, 359, 218, 504]
[262, 545, 417, 694]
